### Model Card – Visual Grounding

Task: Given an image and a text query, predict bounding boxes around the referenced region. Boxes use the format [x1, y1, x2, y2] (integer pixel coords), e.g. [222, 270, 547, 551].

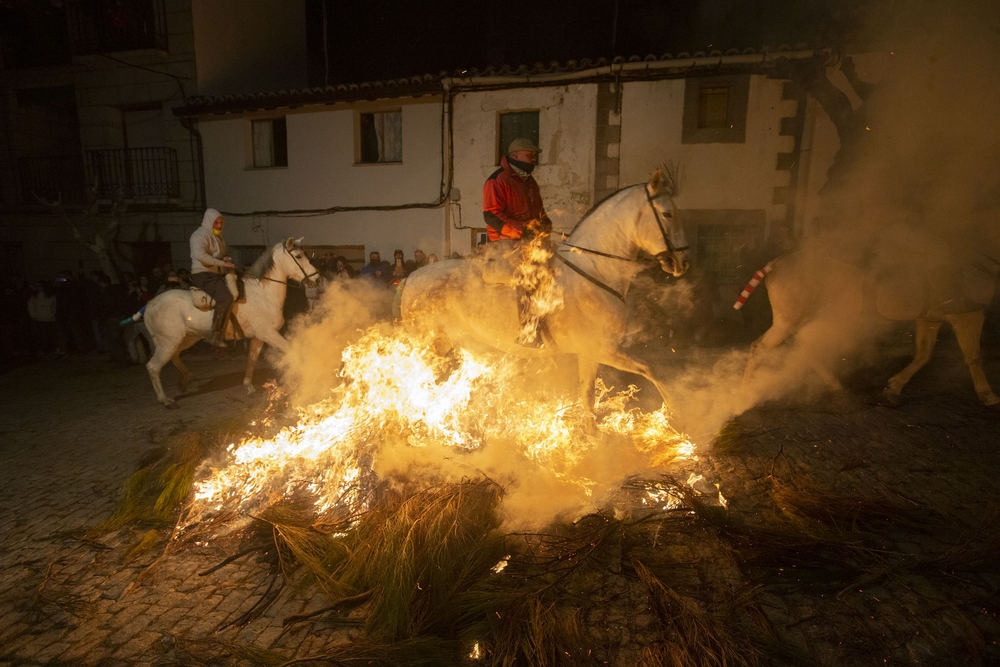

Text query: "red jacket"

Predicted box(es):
[482, 156, 546, 241]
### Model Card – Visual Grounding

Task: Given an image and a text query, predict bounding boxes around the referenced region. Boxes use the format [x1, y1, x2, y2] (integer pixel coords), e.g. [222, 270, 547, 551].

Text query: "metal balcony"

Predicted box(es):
[87, 147, 179, 200]
[67, 0, 167, 55]
[17, 156, 88, 204]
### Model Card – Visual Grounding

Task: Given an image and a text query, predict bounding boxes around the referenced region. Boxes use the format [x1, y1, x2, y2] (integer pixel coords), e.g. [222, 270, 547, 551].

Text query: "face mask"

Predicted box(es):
[212, 227, 223, 237]
[507, 157, 535, 175]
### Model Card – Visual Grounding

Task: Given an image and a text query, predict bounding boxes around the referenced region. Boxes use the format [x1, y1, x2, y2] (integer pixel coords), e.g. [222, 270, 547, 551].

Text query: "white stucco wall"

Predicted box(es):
[619, 75, 796, 222]
[450, 85, 597, 255]
[200, 98, 447, 256]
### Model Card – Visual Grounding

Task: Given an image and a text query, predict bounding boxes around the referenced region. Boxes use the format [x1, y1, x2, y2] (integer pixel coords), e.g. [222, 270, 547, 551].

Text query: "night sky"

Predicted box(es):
[306, 0, 872, 86]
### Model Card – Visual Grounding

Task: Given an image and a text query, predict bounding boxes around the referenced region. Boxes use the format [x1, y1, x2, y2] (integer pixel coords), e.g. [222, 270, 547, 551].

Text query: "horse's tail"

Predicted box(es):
[733, 261, 775, 310]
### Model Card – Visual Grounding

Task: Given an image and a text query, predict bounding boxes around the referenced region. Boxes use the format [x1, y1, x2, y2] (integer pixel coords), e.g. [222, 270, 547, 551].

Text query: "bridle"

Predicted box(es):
[554, 184, 689, 302]
[260, 245, 320, 286]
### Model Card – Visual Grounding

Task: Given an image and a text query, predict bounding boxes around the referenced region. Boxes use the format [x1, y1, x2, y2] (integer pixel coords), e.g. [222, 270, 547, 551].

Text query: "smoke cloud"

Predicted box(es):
[256, 1, 1000, 529]
[702, 0, 1000, 415]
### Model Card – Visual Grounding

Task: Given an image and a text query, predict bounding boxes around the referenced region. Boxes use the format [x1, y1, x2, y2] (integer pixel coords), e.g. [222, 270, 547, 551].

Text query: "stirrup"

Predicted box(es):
[207, 331, 227, 348]
[517, 334, 545, 349]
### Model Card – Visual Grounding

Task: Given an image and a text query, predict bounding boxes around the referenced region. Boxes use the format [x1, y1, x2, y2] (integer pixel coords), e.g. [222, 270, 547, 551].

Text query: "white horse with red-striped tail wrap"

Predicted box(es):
[738, 249, 1000, 407]
[142, 238, 319, 408]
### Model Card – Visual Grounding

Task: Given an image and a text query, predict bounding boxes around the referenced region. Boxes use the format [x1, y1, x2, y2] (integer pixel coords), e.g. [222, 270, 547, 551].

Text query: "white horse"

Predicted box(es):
[401, 169, 691, 412]
[740, 249, 1000, 407]
[143, 237, 319, 408]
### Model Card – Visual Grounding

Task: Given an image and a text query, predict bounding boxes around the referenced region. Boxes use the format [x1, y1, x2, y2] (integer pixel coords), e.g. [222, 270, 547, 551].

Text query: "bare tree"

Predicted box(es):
[34, 183, 129, 284]
[773, 51, 875, 217]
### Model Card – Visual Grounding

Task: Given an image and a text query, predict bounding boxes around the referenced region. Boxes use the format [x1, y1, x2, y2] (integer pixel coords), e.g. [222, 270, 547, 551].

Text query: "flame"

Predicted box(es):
[492, 555, 511, 574]
[513, 234, 563, 344]
[186, 327, 697, 528]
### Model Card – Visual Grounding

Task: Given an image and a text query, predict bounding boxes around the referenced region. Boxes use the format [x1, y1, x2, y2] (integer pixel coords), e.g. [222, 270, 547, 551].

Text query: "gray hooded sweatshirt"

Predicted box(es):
[190, 208, 229, 274]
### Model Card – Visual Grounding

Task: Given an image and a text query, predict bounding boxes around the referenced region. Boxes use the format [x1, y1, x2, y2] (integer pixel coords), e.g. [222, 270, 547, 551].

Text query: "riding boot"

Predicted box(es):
[515, 287, 544, 349]
[209, 304, 231, 348]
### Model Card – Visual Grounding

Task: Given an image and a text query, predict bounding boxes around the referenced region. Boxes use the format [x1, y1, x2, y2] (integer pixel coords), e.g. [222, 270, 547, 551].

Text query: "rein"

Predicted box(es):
[554, 184, 687, 301]
[256, 245, 319, 286]
[554, 252, 626, 303]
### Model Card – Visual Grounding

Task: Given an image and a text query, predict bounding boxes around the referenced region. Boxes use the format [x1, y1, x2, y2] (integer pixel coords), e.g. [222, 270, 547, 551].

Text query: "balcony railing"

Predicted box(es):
[87, 147, 179, 200]
[67, 0, 167, 55]
[17, 156, 88, 204]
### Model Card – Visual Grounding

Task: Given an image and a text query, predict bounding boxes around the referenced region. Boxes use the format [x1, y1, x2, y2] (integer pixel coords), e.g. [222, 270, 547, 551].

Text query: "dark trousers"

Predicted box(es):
[189, 272, 234, 331]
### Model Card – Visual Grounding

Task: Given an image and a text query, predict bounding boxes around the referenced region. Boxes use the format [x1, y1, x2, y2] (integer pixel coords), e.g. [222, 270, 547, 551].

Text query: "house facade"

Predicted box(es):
[0, 0, 204, 279]
[1, 0, 887, 306]
[181, 49, 886, 300]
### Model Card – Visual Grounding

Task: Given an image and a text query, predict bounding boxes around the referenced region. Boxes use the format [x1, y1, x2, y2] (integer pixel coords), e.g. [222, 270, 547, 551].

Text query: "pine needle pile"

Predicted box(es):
[88, 432, 209, 538]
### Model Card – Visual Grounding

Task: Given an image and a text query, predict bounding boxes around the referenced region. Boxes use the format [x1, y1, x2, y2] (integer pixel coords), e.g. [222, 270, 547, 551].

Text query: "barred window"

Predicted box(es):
[696, 223, 766, 284]
[498, 110, 539, 163]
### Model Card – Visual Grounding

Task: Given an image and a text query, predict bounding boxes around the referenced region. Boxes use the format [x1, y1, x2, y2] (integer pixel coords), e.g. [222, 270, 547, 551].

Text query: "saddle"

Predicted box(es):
[189, 274, 247, 340]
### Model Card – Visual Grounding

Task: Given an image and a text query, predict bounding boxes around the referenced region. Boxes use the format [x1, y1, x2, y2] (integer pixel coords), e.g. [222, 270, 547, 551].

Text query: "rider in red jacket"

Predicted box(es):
[482, 138, 553, 348]
[483, 138, 551, 241]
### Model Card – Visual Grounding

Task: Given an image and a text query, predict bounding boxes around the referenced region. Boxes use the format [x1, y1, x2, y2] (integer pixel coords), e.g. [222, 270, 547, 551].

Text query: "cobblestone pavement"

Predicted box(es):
[1, 333, 999, 665]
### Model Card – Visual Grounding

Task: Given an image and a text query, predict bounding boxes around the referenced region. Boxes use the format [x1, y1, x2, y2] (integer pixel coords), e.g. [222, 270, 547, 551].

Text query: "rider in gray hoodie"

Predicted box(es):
[189, 208, 235, 347]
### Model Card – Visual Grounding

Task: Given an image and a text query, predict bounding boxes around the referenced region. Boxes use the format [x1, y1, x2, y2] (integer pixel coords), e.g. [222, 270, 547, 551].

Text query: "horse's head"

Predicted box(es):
[277, 237, 320, 287]
[641, 168, 690, 277]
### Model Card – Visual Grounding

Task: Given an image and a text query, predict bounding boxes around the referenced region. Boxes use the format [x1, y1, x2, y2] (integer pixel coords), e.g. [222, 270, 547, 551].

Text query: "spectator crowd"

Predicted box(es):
[0, 247, 442, 372]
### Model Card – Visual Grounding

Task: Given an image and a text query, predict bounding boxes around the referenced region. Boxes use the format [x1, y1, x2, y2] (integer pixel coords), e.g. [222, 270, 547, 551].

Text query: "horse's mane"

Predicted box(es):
[566, 163, 680, 239]
[653, 161, 682, 197]
[246, 244, 276, 280]
[566, 185, 639, 238]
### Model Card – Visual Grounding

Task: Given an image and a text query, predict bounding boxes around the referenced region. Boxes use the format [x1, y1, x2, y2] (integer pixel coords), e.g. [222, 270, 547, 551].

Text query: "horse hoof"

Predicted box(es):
[882, 388, 901, 406]
[164, 400, 179, 410]
[245, 384, 256, 395]
[981, 394, 1000, 408]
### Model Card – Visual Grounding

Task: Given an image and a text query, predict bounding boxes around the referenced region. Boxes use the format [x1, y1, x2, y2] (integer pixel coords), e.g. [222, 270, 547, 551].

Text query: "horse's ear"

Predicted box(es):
[284, 237, 295, 251]
[294, 237, 305, 247]
[648, 169, 664, 195]
[652, 161, 681, 197]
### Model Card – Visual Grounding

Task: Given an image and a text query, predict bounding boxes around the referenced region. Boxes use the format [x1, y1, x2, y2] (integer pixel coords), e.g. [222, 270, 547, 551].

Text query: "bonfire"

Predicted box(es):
[107, 325, 759, 665]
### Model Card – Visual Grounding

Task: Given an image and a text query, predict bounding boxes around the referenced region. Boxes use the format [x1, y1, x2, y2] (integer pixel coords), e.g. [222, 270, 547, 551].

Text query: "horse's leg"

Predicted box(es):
[945, 311, 999, 406]
[255, 329, 289, 354]
[884, 318, 941, 405]
[807, 355, 844, 392]
[146, 341, 180, 408]
[171, 353, 192, 394]
[742, 320, 794, 387]
[244, 338, 265, 394]
[577, 356, 600, 434]
[596, 349, 673, 414]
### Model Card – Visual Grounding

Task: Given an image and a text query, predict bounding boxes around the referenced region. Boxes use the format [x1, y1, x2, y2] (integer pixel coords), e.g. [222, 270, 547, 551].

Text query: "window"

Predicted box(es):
[498, 110, 539, 163]
[251, 118, 287, 168]
[66, 0, 168, 55]
[697, 87, 729, 128]
[682, 76, 749, 144]
[685, 210, 766, 284]
[358, 110, 402, 163]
